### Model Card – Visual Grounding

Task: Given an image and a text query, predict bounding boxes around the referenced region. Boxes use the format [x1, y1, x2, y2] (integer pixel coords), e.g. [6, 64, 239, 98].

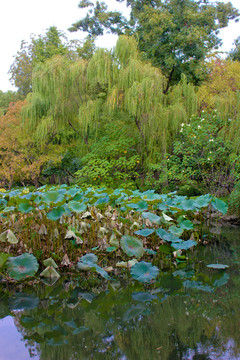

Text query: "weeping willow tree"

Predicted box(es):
[22, 55, 88, 146]
[21, 36, 199, 187]
[78, 36, 198, 163]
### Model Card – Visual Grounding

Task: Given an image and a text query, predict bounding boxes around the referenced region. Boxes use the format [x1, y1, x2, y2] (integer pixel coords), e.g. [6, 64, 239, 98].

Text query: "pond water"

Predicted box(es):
[1, 227, 240, 360]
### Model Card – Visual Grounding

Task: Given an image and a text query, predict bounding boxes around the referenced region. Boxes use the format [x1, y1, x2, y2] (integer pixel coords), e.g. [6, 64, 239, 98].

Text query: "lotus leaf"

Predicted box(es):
[211, 198, 228, 215]
[42, 191, 64, 204]
[162, 212, 173, 221]
[47, 206, 65, 220]
[145, 249, 157, 255]
[40, 266, 60, 279]
[7, 253, 39, 281]
[172, 239, 197, 250]
[80, 253, 98, 264]
[120, 236, 145, 259]
[213, 273, 230, 287]
[134, 228, 155, 237]
[130, 261, 159, 283]
[142, 212, 161, 224]
[183, 280, 213, 292]
[18, 202, 34, 213]
[67, 201, 87, 213]
[106, 247, 117, 252]
[116, 259, 138, 268]
[207, 263, 229, 269]
[43, 258, 58, 269]
[0, 229, 18, 244]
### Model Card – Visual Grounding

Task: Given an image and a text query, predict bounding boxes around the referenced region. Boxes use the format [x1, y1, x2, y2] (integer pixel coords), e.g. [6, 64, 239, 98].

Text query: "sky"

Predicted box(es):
[0, 0, 239, 92]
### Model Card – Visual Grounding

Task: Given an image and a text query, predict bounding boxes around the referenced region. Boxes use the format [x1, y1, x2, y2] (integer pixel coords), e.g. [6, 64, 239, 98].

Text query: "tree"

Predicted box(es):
[70, 0, 239, 89]
[228, 36, 240, 61]
[0, 90, 21, 115]
[9, 26, 81, 97]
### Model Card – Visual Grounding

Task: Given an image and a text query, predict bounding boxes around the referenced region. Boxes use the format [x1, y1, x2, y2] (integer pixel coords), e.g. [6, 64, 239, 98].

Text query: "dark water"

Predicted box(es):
[1, 227, 240, 360]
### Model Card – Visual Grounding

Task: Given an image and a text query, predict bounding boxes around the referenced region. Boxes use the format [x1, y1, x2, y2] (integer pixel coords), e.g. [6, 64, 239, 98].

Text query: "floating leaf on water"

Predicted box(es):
[207, 263, 229, 270]
[0, 252, 10, 268]
[40, 266, 60, 279]
[130, 261, 159, 283]
[43, 258, 58, 269]
[120, 236, 145, 259]
[0, 229, 18, 244]
[7, 253, 39, 281]
[134, 228, 155, 237]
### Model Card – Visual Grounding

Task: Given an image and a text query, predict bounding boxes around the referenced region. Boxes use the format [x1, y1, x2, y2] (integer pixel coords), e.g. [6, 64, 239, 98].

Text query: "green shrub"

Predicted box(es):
[228, 181, 240, 217]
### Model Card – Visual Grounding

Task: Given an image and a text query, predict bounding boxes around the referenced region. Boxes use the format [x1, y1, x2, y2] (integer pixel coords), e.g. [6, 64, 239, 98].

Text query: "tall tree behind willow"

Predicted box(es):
[9, 26, 88, 97]
[69, 0, 239, 89]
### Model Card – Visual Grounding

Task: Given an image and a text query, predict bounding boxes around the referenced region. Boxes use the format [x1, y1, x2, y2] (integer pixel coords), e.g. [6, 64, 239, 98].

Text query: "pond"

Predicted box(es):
[0, 226, 240, 360]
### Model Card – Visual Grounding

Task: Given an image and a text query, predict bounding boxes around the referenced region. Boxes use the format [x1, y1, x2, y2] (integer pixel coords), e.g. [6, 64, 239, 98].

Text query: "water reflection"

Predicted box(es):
[0, 227, 240, 360]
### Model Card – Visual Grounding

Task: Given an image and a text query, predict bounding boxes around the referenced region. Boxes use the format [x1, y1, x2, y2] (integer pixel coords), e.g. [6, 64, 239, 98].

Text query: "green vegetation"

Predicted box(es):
[0, 185, 227, 283]
[0, 1, 240, 284]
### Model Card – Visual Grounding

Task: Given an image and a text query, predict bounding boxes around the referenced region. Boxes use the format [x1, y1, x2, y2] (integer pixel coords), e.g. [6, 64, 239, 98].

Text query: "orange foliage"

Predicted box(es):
[0, 101, 62, 188]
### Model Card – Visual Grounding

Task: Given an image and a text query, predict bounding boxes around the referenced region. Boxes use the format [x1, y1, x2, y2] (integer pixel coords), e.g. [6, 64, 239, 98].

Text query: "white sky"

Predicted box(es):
[0, 0, 239, 92]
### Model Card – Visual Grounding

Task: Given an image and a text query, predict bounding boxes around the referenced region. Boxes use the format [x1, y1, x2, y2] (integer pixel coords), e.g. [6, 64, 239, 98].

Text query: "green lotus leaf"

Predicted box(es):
[213, 273, 230, 287]
[18, 202, 34, 213]
[80, 253, 98, 264]
[7, 253, 39, 281]
[0, 230, 18, 244]
[211, 198, 228, 215]
[40, 266, 60, 279]
[43, 258, 58, 269]
[0, 252, 10, 268]
[130, 261, 159, 283]
[67, 201, 87, 213]
[134, 228, 155, 237]
[42, 191, 65, 204]
[183, 280, 213, 293]
[142, 212, 161, 224]
[46, 205, 65, 220]
[207, 263, 229, 269]
[120, 236, 145, 259]
[106, 247, 117, 252]
[159, 244, 173, 254]
[145, 248, 157, 255]
[172, 239, 197, 250]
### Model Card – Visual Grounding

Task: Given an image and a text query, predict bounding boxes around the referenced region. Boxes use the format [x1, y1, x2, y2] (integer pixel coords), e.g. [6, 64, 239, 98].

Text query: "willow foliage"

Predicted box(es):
[22, 35, 199, 159]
